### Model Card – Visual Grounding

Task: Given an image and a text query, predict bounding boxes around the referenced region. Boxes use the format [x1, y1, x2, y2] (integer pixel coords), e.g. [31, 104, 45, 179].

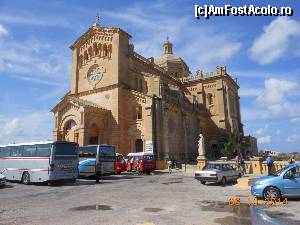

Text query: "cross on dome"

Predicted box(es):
[95, 13, 100, 24]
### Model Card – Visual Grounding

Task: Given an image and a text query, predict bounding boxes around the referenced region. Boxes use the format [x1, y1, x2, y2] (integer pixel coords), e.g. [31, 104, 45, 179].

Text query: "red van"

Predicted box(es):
[115, 153, 127, 174]
[126, 152, 156, 174]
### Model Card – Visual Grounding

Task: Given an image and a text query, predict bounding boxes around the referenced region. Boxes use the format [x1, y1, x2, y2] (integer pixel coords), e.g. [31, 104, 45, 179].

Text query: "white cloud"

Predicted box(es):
[0, 112, 53, 145]
[287, 135, 300, 142]
[0, 37, 70, 86]
[256, 78, 298, 105]
[290, 117, 300, 123]
[255, 128, 264, 135]
[184, 36, 242, 71]
[103, 3, 242, 72]
[249, 17, 300, 65]
[257, 136, 271, 144]
[0, 24, 8, 36]
[255, 78, 300, 120]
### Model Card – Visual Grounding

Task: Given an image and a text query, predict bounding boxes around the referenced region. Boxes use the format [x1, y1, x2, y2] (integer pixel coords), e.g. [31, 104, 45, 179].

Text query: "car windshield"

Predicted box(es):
[144, 155, 154, 162]
[203, 164, 223, 170]
[274, 165, 292, 176]
[99, 145, 115, 157]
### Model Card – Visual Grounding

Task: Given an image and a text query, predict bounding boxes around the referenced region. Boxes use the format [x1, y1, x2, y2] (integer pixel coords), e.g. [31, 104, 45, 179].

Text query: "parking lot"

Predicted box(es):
[1, 172, 300, 225]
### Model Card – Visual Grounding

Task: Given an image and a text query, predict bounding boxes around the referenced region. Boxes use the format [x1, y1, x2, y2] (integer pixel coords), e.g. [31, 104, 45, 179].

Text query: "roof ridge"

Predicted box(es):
[67, 96, 107, 110]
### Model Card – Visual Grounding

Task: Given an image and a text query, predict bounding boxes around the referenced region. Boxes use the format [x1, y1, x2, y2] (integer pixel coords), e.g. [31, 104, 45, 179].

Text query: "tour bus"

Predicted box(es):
[0, 141, 79, 185]
[78, 145, 116, 180]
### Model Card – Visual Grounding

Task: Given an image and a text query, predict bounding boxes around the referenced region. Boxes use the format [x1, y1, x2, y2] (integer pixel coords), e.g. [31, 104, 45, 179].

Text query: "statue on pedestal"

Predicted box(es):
[197, 133, 206, 159]
[197, 133, 206, 170]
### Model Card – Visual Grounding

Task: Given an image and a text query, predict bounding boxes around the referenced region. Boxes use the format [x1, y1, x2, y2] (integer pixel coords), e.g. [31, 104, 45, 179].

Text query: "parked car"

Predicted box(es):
[0, 173, 6, 187]
[194, 162, 242, 185]
[251, 162, 300, 199]
[115, 153, 127, 174]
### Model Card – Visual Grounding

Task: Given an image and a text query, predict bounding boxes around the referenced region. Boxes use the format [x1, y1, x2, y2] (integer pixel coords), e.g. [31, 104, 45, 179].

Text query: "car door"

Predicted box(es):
[227, 165, 238, 180]
[221, 165, 232, 181]
[282, 165, 300, 197]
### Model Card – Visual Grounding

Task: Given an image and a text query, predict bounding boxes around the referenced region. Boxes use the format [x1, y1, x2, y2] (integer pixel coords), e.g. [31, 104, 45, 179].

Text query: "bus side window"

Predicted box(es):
[23, 145, 37, 157]
[36, 144, 51, 157]
[10, 146, 23, 157]
[0, 147, 10, 157]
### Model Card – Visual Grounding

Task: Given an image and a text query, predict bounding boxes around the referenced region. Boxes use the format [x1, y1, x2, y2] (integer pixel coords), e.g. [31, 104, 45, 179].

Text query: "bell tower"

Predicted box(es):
[163, 37, 173, 54]
[69, 17, 131, 94]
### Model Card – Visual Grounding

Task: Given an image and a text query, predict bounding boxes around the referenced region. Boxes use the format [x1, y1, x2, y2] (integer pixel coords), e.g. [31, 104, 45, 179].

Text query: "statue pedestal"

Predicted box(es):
[197, 155, 207, 170]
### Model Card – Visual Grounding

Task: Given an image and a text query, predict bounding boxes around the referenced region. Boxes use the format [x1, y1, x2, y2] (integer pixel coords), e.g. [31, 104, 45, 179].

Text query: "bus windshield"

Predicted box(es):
[144, 155, 154, 162]
[54, 142, 78, 157]
[99, 145, 115, 157]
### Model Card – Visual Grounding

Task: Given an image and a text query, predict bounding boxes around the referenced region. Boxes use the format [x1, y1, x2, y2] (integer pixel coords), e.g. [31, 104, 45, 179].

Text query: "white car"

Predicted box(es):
[0, 173, 6, 187]
[194, 162, 242, 185]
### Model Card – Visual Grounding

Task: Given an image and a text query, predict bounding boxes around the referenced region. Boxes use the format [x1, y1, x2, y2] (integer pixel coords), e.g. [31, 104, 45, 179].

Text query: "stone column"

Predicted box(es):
[226, 86, 233, 130]
[77, 128, 87, 146]
[163, 105, 169, 159]
[182, 111, 189, 162]
[251, 157, 263, 175]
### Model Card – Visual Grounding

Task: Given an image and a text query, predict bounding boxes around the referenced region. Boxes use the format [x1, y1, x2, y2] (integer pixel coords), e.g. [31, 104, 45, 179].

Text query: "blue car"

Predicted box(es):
[251, 162, 300, 199]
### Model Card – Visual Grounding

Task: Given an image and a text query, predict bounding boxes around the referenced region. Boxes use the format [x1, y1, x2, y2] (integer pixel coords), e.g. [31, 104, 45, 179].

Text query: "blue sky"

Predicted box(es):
[0, 0, 299, 152]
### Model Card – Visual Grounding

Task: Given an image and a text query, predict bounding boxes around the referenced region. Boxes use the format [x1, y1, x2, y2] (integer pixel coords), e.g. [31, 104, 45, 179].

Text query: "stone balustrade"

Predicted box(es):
[156, 158, 292, 175]
[196, 158, 290, 175]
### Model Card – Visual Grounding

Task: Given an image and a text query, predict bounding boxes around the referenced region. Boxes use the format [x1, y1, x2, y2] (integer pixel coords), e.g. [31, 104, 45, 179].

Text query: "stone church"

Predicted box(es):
[51, 20, 243, 161]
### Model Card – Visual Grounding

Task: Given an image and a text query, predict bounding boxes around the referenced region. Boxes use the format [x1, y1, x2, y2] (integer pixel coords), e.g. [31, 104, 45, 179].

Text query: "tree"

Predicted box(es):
[221, 132, 238, 158]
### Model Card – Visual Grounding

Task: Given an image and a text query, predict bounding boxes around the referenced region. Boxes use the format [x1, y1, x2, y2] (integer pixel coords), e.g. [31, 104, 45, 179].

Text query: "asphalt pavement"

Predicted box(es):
[1, 172, 300, 225]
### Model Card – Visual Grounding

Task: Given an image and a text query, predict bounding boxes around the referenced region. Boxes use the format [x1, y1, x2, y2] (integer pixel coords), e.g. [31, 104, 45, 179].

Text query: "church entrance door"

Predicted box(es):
[89, 136, 99, 145]
[135, 139, 143, 152]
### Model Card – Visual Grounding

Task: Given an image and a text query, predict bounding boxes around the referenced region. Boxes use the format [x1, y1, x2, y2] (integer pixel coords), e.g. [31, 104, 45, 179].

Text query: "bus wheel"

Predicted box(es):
[22, 172, 31, 185]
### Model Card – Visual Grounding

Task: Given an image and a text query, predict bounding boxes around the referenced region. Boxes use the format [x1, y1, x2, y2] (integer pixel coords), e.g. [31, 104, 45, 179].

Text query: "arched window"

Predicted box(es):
[139, 79, 143, 92]
[93, 43, 98, 56]
[207, 93, 213, 105]
[107, 44, 112, 58]
[88, 46, 93, 58]
[134, 78, 138, 90]
[132, 105, 142, 120]
[65, 120, 77, 131]
[84, 51, 88, 61]
[137, 106, 142, 119]
[103, 44, 108, 57]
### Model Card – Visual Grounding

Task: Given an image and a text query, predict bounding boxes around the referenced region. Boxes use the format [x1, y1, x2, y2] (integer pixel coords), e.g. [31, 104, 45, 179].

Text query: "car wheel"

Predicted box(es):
[263, 187, 281, 200]
[22, 172, 30, 185]
[221, 177, 226, 186]
[200, 181, 206, 185]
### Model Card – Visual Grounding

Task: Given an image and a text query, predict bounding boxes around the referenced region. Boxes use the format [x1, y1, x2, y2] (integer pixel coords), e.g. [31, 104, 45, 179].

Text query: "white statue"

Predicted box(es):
[198, 133, 205, 156]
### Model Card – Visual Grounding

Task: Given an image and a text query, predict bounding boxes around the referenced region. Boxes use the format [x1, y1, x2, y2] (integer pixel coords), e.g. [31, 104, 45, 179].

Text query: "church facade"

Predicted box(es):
[51, 21, 243, 161]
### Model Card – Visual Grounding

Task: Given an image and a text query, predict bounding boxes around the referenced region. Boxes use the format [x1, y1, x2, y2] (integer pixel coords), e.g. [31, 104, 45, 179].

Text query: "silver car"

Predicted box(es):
[0, 173, 6, 187]
[194, 162, 242, 185]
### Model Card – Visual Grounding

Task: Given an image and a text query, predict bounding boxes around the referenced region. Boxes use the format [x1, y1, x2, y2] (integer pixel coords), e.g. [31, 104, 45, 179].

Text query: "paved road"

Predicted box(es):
[1, 172, 300, 225]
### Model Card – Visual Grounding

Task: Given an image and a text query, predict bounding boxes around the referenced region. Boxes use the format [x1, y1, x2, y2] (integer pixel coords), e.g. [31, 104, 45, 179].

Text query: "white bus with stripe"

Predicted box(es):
[0, 141, 79, 184]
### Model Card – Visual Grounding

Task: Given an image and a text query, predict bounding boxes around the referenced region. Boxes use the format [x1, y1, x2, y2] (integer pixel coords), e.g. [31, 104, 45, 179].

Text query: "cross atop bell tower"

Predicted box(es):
[93, 13, 100, 27]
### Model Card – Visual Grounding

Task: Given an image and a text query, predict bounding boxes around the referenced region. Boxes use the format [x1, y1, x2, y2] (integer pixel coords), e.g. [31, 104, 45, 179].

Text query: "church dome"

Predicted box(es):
[154, 39, 190, 78]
